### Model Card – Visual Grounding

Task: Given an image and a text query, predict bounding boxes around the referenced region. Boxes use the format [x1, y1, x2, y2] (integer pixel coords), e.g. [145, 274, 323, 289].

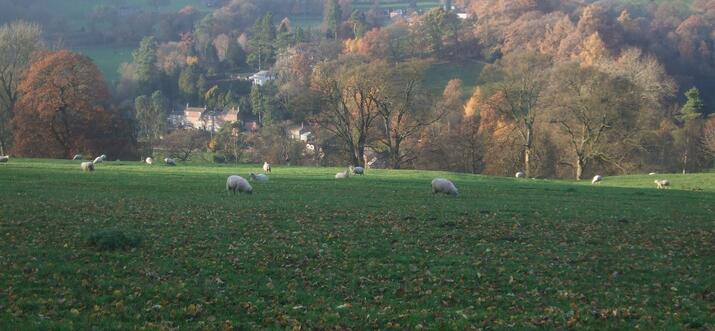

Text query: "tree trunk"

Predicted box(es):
[524, 126, 533, 177]
[576, 157, 585, 180]
[682, 135, 689, 174]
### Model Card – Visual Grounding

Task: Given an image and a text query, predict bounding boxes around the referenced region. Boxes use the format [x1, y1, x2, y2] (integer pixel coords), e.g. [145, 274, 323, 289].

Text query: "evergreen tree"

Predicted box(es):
[324, 0, 342, 39]
[225, 34, 246, 70]
[132, 36, 159, 94]
[248, 13, 277, 70]
[203, 42, 220, 75]
[179, 64, 200, 104]
[295, 27, 306, 43]
[349, 10, 367, 38]
[679, 87, 705, 122]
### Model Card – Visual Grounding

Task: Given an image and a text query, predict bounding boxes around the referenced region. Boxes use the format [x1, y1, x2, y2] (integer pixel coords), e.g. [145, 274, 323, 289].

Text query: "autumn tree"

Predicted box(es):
[548, 64, 641, 180]
[481, 51, 552, 177]
[0, 21, 42, 156]
[13, 51, 123, 158]
[312, 56, 381, 166]
[460, 87, 485, 173]
[374, 60, 442, 169]
[160, 128, 209, 161]
[703, 116, 715, 158]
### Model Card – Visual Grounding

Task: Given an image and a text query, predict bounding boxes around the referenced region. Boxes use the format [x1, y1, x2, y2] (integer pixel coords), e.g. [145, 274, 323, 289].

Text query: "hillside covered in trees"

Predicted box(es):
[1, 0, 715, 178]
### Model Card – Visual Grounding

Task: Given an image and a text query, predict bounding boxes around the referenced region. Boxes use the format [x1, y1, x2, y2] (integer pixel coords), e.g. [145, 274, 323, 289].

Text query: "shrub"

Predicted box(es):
[87, 228, 142, 251]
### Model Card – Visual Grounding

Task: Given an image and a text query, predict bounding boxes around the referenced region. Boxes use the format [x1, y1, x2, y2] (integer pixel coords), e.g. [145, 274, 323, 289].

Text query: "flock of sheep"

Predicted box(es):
[0, 153, 674, 192]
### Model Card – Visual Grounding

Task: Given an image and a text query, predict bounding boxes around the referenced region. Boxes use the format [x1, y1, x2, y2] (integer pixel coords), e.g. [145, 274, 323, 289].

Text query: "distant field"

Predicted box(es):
[352, 1, 442, 9]
[424, 60, 485, 96]
[43, 0, 210, 30]
[1, 159, 713, 329]
[73, 46, 134, 86]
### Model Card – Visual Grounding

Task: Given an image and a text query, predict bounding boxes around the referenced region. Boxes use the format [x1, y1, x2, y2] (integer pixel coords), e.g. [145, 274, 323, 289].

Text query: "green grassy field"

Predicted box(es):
[425, 61, 485, 95]
[73, 46, 135, 86]
[1, 159, 713, 329]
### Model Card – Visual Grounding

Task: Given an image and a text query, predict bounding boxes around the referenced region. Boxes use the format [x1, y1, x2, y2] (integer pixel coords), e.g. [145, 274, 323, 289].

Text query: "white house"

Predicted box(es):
[289, 123, 312, 142]
[249, 70, 274, 86]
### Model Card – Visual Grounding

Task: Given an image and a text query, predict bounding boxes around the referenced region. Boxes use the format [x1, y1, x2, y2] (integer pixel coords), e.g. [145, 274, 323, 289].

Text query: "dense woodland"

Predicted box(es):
[2, 0, 715, 179]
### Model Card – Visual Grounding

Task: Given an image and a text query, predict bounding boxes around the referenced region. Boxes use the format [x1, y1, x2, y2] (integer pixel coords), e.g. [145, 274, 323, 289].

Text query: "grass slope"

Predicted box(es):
[72, 46, 134, 86]
[1, 159, 713, 329]
[425, 60, 485, 95]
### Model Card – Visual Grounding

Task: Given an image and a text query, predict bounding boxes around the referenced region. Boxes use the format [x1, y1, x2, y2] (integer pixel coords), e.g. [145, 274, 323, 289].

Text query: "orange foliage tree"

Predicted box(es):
[13, 50, 128, 158]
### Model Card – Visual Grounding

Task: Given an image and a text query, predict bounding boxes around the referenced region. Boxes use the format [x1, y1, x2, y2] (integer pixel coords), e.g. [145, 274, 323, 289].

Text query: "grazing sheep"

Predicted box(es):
[0, 155, 8, 163]
[80, 161, 95, 172]
[592, 175, 603, 184]
[263, 162, 271, 173]
[431, 178, 459, 196]
[335, 168, 350, 179]
[72, 154, 83, 160]
[655, 179, 670, 189]
[515, 171, 525, 178]
[649, 172, 657, 176]
[249, 173, 269, 182]
[226, 175, 253, 194]
[349, 166, 365, 175]
[93, 156, 103, 164]
[164, 158, 176, 166]
[145, 157, 154, 165]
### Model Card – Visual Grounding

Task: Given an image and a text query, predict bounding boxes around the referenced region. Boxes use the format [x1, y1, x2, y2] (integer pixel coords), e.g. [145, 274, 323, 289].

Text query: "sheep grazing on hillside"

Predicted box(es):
[515, 171, 525, 178]
[80, 161, 95, 172]
[226, 175, 253, 194]
[93, 156, 103, 164]
[335, 168, 350, 179]
[431, 178, 459, 196]
[263, 162, 271, 173]
[350, 166, 365, 175]
[72, 154, 83, 160]
[655, 179, 670, 189]
[592, 175, 603, 184]
[164, 158, 176, 166]
[145, 157, 154, 165]
[0, 155, 8, 163]
[249, 173, 269, 182]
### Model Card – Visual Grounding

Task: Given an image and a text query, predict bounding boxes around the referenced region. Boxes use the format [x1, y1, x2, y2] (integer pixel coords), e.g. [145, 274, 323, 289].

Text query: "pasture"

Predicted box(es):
[0, 159, 713, 329]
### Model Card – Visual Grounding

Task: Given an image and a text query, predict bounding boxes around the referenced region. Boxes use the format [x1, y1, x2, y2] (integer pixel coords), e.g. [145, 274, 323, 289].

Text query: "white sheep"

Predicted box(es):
[0, 155, 8, 163]
[350, 165, 365, 175]
[431, 178, 459, 196]
[592, 175, 603, 184]
[164, 158, 176, 166]
[515, 171, 525, 178]
[335, 168, 350, 179]
[145, 157, 154, 165]
[93, 156, 103, 164]
[263, 162, 271, 173]
[648, 172, 657, 176]
[655, 179, 670, 189]
[226, 175, 253, 194]
[249, 173, 269, 182]
[80, 161, 95, 172]
[72, 154, 83, 160]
